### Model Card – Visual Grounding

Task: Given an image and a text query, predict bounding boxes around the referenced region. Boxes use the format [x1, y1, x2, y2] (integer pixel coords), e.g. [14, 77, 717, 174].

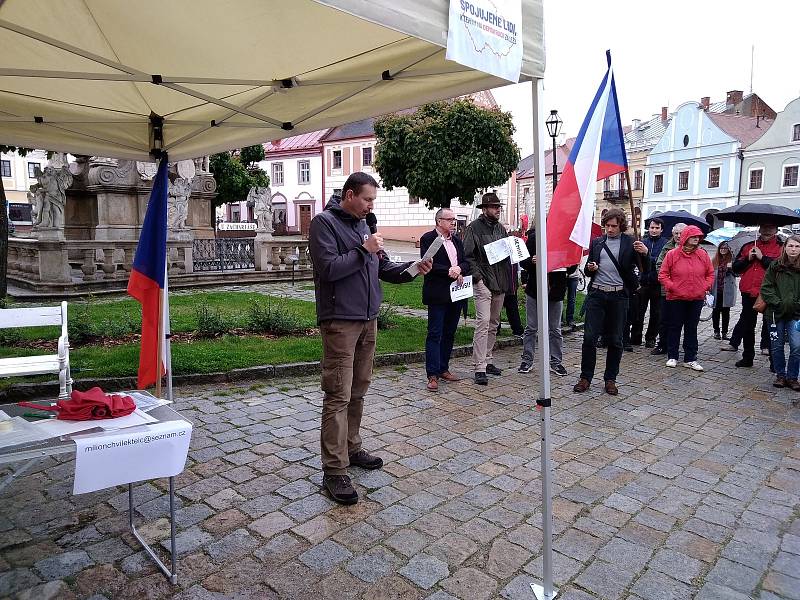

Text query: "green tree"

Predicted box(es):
[373, 99, 521, 209]
[0, 146, 33, 305]
[209, 145, 270, 209]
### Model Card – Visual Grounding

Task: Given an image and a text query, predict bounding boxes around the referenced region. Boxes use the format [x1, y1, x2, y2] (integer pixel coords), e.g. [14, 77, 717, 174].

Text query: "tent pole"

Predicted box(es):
[530, 78, 557, 600]
[164, 262, 174, 403]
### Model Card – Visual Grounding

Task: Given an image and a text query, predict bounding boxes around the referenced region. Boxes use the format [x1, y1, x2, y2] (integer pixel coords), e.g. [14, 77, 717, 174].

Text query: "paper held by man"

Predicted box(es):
[405, 235, 445, 276]
[484, 236, 530, 265]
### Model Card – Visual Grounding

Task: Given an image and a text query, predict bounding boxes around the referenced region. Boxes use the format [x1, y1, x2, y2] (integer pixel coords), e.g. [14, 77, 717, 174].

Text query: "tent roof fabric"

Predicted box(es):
[0, 0, 544, 161]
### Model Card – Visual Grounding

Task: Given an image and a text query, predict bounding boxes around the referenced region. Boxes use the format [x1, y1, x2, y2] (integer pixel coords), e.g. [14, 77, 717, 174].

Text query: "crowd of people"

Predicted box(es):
[308, 172, 797, 505]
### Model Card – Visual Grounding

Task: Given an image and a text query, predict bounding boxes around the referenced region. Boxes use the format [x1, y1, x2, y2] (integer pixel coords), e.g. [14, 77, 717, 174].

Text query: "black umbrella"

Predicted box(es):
[715, 203, 800, 227]
[644, 210, 711, 238]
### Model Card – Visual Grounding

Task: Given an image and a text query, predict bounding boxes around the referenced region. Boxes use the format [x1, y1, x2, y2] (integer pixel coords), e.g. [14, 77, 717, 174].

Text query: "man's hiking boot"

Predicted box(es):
[349, 449, 383, 470]
[323, 474, 358, 505]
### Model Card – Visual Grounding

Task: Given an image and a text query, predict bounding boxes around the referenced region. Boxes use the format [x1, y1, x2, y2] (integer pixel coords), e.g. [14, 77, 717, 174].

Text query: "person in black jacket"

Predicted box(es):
[630, 218, 667, 347]
[573, 208, 649, 395]
[518, 228, 573, 376]
[421, 208, 470, 391]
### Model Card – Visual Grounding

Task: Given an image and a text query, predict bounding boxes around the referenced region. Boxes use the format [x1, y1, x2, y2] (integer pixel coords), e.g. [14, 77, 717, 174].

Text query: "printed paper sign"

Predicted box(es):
[484, 237, 512, 265]
[450, 275, 474, 302]
[446, 0, 523, 83]
[405, 235, 445, 276]
[507, 235, 530, 264]
[72, 420, 192, 495]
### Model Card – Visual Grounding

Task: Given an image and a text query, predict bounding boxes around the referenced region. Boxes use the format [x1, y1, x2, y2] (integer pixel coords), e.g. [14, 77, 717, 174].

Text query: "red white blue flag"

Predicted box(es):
[127, 156, 168, 389]
[547, 52, 627, 271]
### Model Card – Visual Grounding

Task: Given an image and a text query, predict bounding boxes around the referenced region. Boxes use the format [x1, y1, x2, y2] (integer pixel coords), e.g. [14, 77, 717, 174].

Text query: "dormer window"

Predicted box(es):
[793, 123, 800, 142]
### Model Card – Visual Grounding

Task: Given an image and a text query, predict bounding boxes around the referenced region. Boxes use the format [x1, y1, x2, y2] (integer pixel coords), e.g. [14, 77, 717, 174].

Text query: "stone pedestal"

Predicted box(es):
[254, 232, 274, 271]
[38, 241, 72, 283]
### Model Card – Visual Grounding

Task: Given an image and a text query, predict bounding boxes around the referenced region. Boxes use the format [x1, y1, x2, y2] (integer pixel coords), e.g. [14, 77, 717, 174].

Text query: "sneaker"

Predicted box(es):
[550, 364, 568, 377]
[650, 346, 666, 355]
[518, 362, 532, 374]
[666, 358, 678, 368]
[604, 380, 619, 395]
[349, 449, 384, 470]
[761, 348, 771, 356]
[426, 376, 438, 391]
[735, 359, 753, 368]
[720, 344, 738, 352]
[645, 340, 656, 348]
[323, 474, 358, 505]
[474, 372, 488, 385]
[774, 376, 787, 388]
[486, 364, 502, 376]
[683, 361, 704, 372]
[573, 378, 590, 393]
[713, 332, 721, 340]
[513, 331, 525, 339]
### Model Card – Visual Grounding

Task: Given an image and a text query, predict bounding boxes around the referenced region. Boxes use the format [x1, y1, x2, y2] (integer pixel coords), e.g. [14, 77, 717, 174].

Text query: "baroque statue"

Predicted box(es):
[31, 158, 73, 230]
[168, 177, 191, 230]
[250, 186, 274, 234]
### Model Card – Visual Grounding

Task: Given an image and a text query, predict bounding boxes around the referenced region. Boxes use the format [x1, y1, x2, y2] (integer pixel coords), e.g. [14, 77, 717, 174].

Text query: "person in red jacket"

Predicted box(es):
[658, 224, 714, 371]
[732, 223, 783, 368]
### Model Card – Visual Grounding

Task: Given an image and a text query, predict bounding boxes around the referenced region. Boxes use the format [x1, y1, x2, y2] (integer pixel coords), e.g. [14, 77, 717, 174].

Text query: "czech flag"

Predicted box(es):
[127, 156, 168, 389]
[547, 52, 627, 271]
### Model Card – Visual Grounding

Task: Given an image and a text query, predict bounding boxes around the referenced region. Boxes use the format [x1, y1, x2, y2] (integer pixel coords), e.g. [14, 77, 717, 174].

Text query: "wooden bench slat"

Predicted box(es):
[0, 355, 61, 377]
[0, 306, 63, 329]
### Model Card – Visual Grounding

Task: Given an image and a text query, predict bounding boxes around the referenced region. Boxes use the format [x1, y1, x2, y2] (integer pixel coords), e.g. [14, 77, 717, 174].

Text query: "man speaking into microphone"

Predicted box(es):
[309, 172, 432, 504]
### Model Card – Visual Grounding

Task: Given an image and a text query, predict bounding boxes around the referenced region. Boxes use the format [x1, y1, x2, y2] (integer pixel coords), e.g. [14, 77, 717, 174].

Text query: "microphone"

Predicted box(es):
[365, 212, 378, 234]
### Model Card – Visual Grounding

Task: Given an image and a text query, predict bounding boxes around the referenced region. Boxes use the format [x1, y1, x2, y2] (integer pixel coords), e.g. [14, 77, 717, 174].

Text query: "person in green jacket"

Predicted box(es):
[760, 235, 800, 390]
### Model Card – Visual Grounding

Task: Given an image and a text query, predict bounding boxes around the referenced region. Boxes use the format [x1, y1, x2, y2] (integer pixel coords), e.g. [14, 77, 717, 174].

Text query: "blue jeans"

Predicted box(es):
[771, 319, 800, 379]
[581, 289, 628, 382]
[665, 299, 703, 362]
[425, 301, 464, 377]
[564, 277, 579, 324]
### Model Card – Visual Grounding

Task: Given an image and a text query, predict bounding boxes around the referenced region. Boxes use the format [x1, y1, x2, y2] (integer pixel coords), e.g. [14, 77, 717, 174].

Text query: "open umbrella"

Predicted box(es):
[715, 203, 800, 227]
[703, 226, 747, 248]
[726, 229, 789, 259]
[645, 210, 711, 238]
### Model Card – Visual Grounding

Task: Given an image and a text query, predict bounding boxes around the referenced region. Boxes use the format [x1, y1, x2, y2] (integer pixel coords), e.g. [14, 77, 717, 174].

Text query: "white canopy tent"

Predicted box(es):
[0, 1, 558, 597]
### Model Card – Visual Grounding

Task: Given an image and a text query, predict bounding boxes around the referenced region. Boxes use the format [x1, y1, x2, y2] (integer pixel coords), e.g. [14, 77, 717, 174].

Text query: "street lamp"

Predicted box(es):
[545, 109, 563, 190]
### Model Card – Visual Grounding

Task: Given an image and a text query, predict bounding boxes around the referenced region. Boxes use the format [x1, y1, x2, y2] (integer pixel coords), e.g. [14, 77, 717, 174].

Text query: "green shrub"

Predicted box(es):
[68, 302, 94, 345]
[245, 298, 305, 335]
[194, 303, 229, 337]
[0, 328, 22, 346]
[95, 314, 139, 339]
[377, 303, 399, 330]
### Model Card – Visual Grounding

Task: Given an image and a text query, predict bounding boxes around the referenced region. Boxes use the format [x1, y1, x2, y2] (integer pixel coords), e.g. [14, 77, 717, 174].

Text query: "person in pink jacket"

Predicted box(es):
[658, 224, 714, 371]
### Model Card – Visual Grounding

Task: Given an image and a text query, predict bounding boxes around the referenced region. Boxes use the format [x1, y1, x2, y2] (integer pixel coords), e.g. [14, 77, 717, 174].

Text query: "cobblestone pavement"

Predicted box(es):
[2, 318, 799, 600]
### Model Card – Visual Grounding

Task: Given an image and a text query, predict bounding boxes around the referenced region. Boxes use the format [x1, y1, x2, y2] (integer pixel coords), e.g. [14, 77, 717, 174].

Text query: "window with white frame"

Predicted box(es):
[0, 160, 10, 178]
[409, 195, 420, 205]
[362, 146, 373, 167]
[230, 204, 241, 222]
[653, 174, 664, 193]
[634, 170, 643, 190]
[678, 170, 689, 191]
[784, 165, 799, 187]
[603, 178, 610, 192]
[793, 123, 800, 142]
[618, 173, 625, 191]
[298, 160, 310, 184]
[272, 162, 284, 186]
[27, 162, 40, 178]
[749, 168, 764, 190]
[332, 150, 342, 170]
[708, 167, 721, 189]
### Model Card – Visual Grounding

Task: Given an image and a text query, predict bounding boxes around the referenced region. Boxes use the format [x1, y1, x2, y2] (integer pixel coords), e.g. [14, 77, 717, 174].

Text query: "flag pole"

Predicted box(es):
[530, 78, 558, 600]
[164, 260, 174, 402]
[155, 288, 163, 399]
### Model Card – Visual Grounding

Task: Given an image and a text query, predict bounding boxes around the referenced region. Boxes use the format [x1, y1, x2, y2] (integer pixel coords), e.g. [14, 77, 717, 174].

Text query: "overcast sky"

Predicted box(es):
[492, 0, 800, 159]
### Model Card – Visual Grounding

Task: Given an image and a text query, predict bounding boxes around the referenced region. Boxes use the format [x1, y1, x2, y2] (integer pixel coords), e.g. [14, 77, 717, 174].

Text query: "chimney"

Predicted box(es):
[727, 90, 744, 107]
[632, 118, 641, 130]
[661, 106, 668, 123]
[700, 97, 710, 111]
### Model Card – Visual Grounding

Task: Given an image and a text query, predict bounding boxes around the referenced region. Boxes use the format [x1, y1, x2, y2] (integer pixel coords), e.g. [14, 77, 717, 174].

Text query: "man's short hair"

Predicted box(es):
[601, 208, 628, 231]
[649, 217, 664, 228]
[342, 172, 379, 199]
[434, 207, 453, 221]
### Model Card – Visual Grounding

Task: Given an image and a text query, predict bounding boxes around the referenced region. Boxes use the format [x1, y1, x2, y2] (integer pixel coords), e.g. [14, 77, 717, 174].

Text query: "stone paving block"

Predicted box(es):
[426, 532, 479, 567]
[435, 499, 481, 523]
[553, 528, 604, 562]
[299, 539, 353, 575]
[345, 546, 398, 583]
[0, 568, 42, 597]
[573, 558, 637, 600]
[292, 514, 342, 545]
[695, 583, 754, 600]
[486, 538, 530, 580]
[720, 538, 774, 571]
[253, 532, 310, 568]
[731, 527, 780, 553]
[480, 505, 525, 529]
[524, 551, 583, 586]
[332, 521, 384, 551]
[400, 490, 444, 511]
[772, 551, 800, 576]
[762, 571, 800, 600]
[630, 568, 695, 600]
[648, 548, 704, 585]
[385, 528, 430, 558]
[33, 549, 94, 580]
[782, 532, 800, 555]
[373, 504, 421, 528]
[281, 494, 335, 521]
[604, 492, 644, 514]
[398, 553, 449, 590]
[160, 525, 213, 555]
[596, 536, 652, 570]
[439, 567, 498, 600]
[276, 479, 318, 500]
[706, 557, 761, 595]
[683, 517, 731, 543]
[85, 537, 134, 562]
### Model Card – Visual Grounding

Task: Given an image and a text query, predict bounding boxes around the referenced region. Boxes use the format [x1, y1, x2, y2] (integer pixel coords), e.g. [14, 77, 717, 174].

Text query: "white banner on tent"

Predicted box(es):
[445, 0, 523, 83]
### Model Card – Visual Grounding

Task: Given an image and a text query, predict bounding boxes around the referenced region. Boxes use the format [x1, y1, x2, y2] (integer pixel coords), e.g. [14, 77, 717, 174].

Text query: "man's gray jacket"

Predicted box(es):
[462, 214, 512, 294]
[309, 202, 414, 324]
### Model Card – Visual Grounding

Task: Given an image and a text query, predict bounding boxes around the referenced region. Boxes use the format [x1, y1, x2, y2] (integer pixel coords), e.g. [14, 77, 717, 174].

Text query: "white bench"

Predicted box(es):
[0, 301, 72, 399]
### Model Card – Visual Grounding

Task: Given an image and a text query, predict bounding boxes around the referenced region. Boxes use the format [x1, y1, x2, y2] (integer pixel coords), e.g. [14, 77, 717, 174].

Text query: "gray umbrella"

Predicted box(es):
[715, 203, 800, 227]
[726, 229, 789, 259]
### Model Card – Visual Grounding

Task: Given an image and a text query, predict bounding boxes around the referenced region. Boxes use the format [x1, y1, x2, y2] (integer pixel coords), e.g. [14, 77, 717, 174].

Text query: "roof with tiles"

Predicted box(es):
[264, 129, 329, 154]
[707, 113, 772, 148]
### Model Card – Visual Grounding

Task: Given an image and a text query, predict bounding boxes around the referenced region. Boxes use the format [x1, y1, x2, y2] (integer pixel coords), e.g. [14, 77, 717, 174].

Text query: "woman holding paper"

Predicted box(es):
[421, 208, 471, 391]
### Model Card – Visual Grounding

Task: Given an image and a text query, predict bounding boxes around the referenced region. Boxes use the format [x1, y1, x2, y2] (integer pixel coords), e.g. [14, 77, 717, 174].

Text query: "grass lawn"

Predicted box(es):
[0, 292, 475, 385]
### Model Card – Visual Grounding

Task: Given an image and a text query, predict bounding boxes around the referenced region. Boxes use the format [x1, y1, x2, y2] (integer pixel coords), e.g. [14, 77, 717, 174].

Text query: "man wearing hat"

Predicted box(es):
[463, 192, 513, 385]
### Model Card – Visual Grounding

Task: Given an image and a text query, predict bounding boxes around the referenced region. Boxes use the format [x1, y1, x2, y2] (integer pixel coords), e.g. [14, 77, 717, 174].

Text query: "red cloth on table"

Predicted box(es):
[20, 387, 136, 421]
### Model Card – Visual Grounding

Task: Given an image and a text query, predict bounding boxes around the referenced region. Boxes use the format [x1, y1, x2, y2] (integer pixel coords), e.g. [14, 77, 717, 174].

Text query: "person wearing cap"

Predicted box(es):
[657, 224, 714, 371]
[573, 208, 649, 395]
[462, 192, 512, 385]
